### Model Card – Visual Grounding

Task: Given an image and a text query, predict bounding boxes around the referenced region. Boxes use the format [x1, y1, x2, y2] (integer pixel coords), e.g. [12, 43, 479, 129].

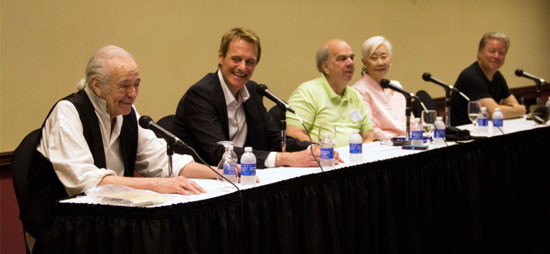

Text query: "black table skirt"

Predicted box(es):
[47, 127, 550, 254]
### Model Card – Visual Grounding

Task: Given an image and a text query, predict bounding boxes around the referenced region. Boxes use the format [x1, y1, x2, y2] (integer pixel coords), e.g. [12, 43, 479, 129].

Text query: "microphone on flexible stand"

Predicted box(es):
[380, 79, 418, 144]
[139, 115, 185, 147]
[138, 115, 240, 190]
[380, 79, 418, 99]
[256, 84, 295, 113]
[422, 73, 470, 101]
[256, 84, 291, 153]
[515, 69, 546, 84]
[422, 72, 470, 127]
[139, 115, 183, 177]
[515, 69, 547, 105]
[255, 84, 324, 171]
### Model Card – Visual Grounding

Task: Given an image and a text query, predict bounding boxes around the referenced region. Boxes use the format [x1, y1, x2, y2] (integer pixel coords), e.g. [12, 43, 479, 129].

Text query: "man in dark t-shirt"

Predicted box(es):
[451, 32, 525, 126]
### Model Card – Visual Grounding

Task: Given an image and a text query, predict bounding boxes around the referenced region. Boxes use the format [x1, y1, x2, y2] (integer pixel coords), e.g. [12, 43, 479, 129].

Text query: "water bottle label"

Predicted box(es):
[411, 130, 423, 141]
[223, 163, 236, 175]
[478, 117, 488, 127]
[434, 129, 445, 138]
[320, 147, 334, 159]
[493, 119, 503, 127]
[350, 143, 362, 154]
[241, 163, 256, 176]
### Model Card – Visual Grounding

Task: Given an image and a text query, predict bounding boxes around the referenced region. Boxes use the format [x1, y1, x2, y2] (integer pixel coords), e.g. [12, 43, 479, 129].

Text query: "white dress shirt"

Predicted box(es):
[218, 70, 249, 147]
[37, 86, 193, 196]
[217, 70, 277, 167]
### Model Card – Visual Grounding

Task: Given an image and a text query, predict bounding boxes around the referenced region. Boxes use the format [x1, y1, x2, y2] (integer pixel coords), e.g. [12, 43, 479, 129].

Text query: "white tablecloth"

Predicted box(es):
[61, 116, 548, 207]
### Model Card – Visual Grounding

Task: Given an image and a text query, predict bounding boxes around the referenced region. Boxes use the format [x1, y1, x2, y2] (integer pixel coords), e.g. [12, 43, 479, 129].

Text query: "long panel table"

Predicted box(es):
[47, 119, 549, 253]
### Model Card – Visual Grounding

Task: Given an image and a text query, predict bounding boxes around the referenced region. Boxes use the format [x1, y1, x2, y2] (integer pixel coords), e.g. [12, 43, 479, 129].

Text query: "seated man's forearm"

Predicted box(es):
[179, 162, 218, 179]
[286, 125, 313, 142]
[361, 131, 375, 143]
[500, 104, 526, 119]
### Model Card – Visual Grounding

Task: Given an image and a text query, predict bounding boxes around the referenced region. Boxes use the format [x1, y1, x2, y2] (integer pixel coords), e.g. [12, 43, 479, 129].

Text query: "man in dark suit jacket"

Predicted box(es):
[173, 27, 327, 168]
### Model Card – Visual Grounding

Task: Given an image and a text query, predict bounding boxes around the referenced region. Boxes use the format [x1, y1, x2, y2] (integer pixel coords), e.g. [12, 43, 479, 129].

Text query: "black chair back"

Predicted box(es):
[12, 128, 69, 247]
[11, 129, 41, 214]
[413, 90, 437, 117]
[11, 129, 41, 252]
[156, 115, 175, 138]
[268, 105, 284, 130]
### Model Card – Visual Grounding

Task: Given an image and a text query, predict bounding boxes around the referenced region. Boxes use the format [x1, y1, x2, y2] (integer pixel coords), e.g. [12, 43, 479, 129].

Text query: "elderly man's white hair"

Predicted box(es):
[76, 45, 135, 90]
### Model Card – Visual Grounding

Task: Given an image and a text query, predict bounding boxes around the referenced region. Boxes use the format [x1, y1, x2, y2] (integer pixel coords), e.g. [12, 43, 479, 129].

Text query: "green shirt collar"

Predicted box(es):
[318, 74, 353, 104]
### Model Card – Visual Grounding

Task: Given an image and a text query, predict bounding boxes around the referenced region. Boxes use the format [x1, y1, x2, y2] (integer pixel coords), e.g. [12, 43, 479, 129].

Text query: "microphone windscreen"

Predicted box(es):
[533, 105, 549, 124]
[138, 115, 153, 129]
[422, 72, 431, 81]
[256, 84, 268, 95]
[380, 79, 390, 88]
[515, 69, 523, 77]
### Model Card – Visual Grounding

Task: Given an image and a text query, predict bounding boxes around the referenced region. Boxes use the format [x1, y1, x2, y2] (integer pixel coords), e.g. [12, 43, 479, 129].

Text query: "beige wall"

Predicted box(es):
[1, 0, 549, 151]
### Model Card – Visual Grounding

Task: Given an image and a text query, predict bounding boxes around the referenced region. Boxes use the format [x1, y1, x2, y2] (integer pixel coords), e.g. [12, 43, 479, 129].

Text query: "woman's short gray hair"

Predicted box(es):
[361, 36, 392, 61]
[76, 45, 134, 90]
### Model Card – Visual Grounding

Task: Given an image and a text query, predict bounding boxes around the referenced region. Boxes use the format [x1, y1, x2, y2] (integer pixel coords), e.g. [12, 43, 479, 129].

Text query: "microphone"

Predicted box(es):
[256, 84, 295, 113]
[422, 72, 470, 101]
[422, 72, 450, 88]
[515, 69, 545, 84]
[139, 115, 184, 145]
[139, 116, 243, 192]
[380, 79, 418, 99]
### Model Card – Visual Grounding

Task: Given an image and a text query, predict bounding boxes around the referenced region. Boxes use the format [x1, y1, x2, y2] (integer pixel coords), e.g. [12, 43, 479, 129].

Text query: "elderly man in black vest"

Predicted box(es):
[23, 45, 215, 252]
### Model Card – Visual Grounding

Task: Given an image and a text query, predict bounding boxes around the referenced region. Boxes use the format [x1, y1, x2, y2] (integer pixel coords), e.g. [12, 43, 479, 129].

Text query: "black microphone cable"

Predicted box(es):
[491, 114, 505, 136]
[294, 112, 324, 172]
[493, 124, 505, 135]
[139, 116, 241, 191]
[177, 141, 241, 192]
[432, 127, 449, 147]
[140, 115, 245, 251]
[176, 137, 246, 254]
[255, 86, 325, 172]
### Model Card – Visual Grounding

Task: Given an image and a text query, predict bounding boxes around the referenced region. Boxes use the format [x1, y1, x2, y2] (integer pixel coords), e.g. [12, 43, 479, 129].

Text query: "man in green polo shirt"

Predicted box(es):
[286, 39, 375, 148]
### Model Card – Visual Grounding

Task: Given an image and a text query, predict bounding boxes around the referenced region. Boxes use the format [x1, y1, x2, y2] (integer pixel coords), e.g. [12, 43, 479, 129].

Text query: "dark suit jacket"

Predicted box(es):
[173, 72, 309, 168]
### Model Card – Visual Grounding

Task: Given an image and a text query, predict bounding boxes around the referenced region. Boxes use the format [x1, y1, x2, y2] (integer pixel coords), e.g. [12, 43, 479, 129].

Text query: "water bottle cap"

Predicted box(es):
[495, 107, 501, 111]
[352, 129, 359, 134]
[244, 147, 252, 152]
[228, 145, 234, 151]
[481, 106, 486, 111]
[436, 116, 443, 121]
[414, 118, 420, 123]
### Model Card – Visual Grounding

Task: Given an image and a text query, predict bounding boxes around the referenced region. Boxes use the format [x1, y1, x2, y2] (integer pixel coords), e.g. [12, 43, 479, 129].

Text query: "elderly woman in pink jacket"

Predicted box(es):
[352, 36, 406, 141]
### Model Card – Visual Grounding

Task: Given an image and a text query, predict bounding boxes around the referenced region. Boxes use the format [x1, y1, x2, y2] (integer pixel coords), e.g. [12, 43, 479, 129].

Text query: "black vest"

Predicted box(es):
[20, 89, 138, 241]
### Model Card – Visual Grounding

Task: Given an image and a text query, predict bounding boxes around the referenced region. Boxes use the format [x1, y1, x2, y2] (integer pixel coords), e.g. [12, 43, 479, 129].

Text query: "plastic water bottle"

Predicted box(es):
[240, 147, 256, 186]
[349, 129, 363, 163]
[492, 107, 503, 128]
[478, 107, 489, 134]
[320, 133, 335, 169]
[411, 118, 424, 146]
[433, 116, 446, 147]
[221, 145, 238, 184]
